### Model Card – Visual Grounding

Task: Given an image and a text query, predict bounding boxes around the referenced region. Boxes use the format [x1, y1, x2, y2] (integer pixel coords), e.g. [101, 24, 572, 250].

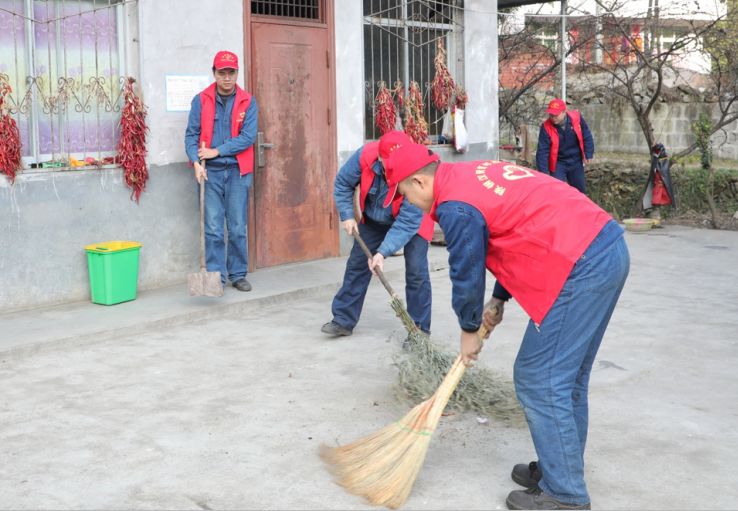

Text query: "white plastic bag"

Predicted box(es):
[453, 106, 468, 153]
[441, 110, 454, 143]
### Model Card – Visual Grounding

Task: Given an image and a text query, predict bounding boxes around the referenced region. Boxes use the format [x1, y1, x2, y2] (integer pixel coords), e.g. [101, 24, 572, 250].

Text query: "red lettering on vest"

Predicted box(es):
[431, 160, 611, 323]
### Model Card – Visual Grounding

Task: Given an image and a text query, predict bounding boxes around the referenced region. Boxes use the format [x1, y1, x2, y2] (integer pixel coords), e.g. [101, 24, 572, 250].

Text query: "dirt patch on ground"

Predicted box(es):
[665, 210, 738, 231]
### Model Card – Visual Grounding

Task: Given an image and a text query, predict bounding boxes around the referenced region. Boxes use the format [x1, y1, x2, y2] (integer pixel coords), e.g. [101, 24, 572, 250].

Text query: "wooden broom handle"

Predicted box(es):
[352, 228, 502, 342]
[478, 302, 501, 343]
[352, 230, 401, 300]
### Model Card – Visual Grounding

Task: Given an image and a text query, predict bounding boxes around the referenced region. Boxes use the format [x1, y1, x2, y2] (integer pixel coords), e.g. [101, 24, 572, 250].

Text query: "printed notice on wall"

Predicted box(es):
[165, 75, 211, 112]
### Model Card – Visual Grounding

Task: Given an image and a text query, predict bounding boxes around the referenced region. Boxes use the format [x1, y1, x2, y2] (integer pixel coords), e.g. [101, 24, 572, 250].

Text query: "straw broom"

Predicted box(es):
[352, 230, 522, 422]
[320, 316, 496, 509]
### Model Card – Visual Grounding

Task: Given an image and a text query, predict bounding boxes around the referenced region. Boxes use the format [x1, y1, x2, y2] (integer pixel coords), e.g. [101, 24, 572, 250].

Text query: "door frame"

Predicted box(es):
[243, 0, 338, 271]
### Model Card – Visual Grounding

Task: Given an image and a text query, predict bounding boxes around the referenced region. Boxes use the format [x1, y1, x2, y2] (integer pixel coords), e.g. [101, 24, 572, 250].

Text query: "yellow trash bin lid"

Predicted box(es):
[84, 241, 142, 253]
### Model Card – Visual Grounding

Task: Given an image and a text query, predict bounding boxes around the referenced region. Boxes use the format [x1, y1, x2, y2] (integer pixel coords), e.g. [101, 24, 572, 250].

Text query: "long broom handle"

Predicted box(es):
[422, 310, 500, 428]
[353, 228, 501, 340]
[199, 143, 207, 271]
[352, 230, 402, 301]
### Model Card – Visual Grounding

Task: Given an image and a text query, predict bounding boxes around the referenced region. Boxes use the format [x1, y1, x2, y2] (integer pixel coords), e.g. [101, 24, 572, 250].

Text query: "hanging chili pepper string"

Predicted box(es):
[431, 39, 456, 111]
[393, 80, 405, 110]
[392, 80, 405, 131]
[117, 77, 149, 202]
[374, 81, 397, 136]
[404, 81, 429, 144]
[0, 74, 22, 184]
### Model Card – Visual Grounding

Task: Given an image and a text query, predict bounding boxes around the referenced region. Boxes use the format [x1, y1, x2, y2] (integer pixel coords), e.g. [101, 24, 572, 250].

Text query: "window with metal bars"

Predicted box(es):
[0, 0, 134, 169]
[363, 0, 464, 142]
[251, 0, 321, 21]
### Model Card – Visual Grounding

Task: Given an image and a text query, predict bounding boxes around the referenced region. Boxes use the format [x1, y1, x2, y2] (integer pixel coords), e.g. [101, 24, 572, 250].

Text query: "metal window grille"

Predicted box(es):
[0, 0, 136, 169]
[363, 0, 464, 141]
[251, 0, 321, 21]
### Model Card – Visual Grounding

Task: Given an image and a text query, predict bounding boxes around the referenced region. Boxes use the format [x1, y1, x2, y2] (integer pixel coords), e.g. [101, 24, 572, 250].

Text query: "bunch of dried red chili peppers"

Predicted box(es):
[117, 77, 149, 202]
[0, 74, 22, 183]
[374, 81, 396, 135]
[431, 40, 456, 111]
[404, 81, 429, 144]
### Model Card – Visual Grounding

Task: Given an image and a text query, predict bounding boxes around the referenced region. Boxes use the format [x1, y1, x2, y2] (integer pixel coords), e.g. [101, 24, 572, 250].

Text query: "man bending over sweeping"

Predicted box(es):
[382, 144, 630, 511]
[321, 131, 434, 339]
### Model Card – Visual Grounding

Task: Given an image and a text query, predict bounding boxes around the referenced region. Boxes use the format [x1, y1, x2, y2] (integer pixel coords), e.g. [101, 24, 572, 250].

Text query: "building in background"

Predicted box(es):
[0, 0, 498, 310]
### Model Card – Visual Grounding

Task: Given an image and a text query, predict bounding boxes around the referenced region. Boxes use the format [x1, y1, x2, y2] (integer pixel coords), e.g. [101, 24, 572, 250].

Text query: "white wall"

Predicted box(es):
[464, 0, 499, 153]
[138, 0, 244, 166]
[334, 0, 365, 154]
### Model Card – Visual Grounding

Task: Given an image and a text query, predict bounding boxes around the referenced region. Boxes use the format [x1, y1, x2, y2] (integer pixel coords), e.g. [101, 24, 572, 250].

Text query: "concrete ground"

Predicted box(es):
[0, 225, 737, 510]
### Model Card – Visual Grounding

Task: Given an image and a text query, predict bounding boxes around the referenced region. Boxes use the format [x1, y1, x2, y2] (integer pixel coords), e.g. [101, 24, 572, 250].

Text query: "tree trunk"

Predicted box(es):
[706, 166, 719, 228]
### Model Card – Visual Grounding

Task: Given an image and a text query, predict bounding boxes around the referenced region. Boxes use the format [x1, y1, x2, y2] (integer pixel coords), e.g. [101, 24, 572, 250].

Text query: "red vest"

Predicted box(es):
[199, 83, 254, 176]
[358, 142, 434, 241]
[431, 160, 611, 323]
[543, 110, 585, 173]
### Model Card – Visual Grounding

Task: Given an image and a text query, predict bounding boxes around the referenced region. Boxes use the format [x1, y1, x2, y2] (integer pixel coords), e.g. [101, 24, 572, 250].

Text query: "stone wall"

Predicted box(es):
[577, 102, 738, 161]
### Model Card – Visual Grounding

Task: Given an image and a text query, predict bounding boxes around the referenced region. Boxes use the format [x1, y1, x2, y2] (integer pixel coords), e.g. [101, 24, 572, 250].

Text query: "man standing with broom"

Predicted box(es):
[321, 131, 434, 338]
[382, 144, 630, 510]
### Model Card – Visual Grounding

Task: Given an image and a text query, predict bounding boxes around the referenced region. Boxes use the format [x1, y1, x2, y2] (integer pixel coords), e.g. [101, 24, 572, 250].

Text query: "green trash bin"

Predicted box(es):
[84, 241, 142, 305]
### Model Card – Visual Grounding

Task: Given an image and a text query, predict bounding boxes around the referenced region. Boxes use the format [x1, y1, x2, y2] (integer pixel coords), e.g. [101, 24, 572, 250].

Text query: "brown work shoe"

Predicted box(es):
[512, 461, 542, 488]
[320, 321, 352, 337]
[506, 487, 590, 510]
[232, 278, 252, 292]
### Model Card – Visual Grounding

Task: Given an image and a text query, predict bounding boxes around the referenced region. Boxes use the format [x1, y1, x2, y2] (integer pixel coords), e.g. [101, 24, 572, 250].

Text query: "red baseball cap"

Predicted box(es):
[546, 98, 567, 115]
[213, 50, 239, 70]
[383, 143, 440, 208]
[378, 130, 412, 160]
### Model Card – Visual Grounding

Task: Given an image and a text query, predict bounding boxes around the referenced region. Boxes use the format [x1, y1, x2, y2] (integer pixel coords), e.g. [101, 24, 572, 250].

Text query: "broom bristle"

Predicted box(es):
[321, 356, 467, 509]
[397, 330, 525, 424]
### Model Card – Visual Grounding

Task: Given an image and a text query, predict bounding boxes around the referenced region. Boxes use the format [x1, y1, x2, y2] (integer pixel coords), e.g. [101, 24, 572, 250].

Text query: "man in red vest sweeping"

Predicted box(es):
[321, 131, 434, 339]
[535, 98, 594, 193]
[185, 50, 258, 292]
[384, 144, 630, 510]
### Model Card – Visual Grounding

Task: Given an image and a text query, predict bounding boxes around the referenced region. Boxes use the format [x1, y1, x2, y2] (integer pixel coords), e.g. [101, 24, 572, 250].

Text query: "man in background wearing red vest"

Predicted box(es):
[535, 98, 594, 193]
[185, 50, 258, 292]
[320, 131, 434, 339]
[384, 144, 629, 510]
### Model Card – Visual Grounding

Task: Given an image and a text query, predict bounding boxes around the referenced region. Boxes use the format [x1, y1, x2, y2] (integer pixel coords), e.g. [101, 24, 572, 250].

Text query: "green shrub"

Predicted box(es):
[672, 167, 738, 212]
[580, 162, 738, 220]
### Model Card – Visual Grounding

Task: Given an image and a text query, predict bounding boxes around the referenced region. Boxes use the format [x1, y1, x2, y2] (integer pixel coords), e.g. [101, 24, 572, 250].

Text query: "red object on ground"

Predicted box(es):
[118, 77, 149, 202]
[652, 171, 672, 206]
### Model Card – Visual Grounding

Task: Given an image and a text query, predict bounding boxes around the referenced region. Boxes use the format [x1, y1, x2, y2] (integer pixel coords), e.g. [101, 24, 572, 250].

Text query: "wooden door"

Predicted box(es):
[248, 3, 338, 268]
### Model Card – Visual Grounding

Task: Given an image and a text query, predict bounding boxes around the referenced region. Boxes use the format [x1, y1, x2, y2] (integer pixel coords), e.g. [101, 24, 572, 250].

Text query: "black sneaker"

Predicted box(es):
[233, 278, 252, 292]
[506, 487, 590, 510]
[512, 461, 542, 488]
[320, 321, 353, 337]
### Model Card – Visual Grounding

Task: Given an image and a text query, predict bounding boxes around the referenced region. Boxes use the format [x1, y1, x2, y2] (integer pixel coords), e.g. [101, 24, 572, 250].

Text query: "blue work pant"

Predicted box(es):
[331, 220, 432, 332]
[513, 220, 629, 505]
[202, 169, 253, 284]
[551, 162, 587, 193]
